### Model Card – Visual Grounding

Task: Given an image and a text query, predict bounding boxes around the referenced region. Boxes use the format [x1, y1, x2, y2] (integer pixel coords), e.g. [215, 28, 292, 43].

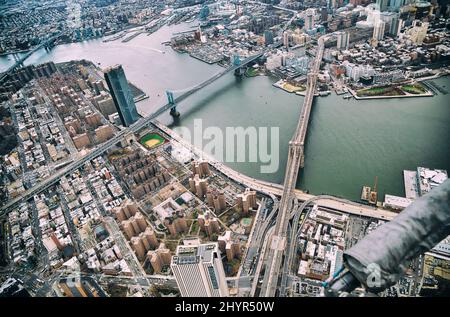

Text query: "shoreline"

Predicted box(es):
[348, 87, 434, 100]
[347, 72, 449, 100]
[149, 120, 397, 221]
[272, 79, 306, 94]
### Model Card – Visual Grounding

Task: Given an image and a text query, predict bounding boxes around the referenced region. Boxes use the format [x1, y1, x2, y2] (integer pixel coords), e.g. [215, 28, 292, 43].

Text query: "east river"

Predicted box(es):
[1, 22, 449, 202]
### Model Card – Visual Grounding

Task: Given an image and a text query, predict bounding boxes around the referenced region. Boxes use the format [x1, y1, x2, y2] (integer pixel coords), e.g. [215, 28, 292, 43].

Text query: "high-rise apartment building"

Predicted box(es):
[189, 174, 208, 198]
[373, 20, 386, 41]
[191, 160, 210, 178]
[171, 242, 229, 297]
[336, 31, 350, 50]
[104, 65, 139, 127]
[236, 188, 257, 215]
[376, 0, 390, 11]
[407, 20, 429, 45]
[390, 0, 406, 11]
[304, 8, 315, 31]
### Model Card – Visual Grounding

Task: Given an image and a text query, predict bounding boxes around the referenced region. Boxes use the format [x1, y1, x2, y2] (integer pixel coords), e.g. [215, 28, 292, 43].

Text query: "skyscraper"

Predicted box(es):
[171, 242, 229, 297]
[264, 30, 274, 46]
[104, 65, 139, 127]
[389, 16, 403, 37]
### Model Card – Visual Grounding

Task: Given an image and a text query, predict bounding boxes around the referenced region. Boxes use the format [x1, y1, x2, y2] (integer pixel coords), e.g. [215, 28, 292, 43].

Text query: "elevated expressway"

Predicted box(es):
[256, 35, 396, 296]
[153, 115, 397, 297]
[0, 34, 60, 82]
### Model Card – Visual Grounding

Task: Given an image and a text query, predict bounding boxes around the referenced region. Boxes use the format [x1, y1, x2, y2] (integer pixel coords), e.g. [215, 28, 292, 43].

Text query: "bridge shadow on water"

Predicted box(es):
[295, 95, 320, 191]
[167, 75, 245, 129]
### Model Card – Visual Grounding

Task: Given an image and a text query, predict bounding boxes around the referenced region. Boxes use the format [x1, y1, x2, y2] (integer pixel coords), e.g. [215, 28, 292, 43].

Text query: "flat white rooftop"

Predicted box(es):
[403, 170, 419, 199]
[384, 194, 413, 209]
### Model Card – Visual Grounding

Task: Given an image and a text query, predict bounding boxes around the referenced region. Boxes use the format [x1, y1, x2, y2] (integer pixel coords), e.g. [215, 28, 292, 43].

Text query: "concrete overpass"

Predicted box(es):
[152, 121, 398, 297]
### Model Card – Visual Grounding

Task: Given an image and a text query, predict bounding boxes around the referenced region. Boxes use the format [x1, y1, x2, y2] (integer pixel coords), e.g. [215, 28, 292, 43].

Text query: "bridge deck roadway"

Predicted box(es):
[262, 38, 332, 297]
[0, 53, 262, 216]
[1, 34, 61, 82]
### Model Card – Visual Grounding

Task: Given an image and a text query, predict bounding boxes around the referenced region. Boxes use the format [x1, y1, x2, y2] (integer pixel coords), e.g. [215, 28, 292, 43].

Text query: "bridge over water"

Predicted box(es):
[165, 52, 263, 116]
[0, 34, 60, 82]
[261, 36, 327, 297]
[0, 52, 263, 216]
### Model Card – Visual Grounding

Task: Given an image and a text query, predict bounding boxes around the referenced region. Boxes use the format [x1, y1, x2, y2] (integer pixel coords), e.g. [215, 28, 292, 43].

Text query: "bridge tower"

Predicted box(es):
[233, 54, 245, 77]
[166, 91, 180, 117]
[299, 146, 305, 167]
[44, 38, 55, 51]
[12, 54, 24, 68]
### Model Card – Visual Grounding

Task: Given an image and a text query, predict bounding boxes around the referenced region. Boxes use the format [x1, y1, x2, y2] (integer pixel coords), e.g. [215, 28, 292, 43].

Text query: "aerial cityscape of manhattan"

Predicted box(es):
[0, 0, 449, 299]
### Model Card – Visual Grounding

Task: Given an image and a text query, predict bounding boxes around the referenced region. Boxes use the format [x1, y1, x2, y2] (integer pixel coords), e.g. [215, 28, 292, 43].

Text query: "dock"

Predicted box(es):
[368, 191, 378, 205]
[335, 88, 348, 95]
[403, 170, 420, 199]
[343, 94, 353, 99]
[361, 186, 371, 201]
[121, 31, 144, 43]
[423, 80, 448, 95]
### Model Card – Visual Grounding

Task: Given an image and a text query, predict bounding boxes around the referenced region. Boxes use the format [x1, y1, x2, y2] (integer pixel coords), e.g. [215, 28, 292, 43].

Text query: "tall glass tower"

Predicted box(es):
[376, 0, 391, 11]
[104, 65, 139, 127]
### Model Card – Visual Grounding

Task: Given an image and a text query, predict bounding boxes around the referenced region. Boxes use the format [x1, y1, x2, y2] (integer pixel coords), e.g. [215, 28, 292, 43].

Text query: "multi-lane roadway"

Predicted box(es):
[0, 53, 262, 216]
[261, 36, 326, 297]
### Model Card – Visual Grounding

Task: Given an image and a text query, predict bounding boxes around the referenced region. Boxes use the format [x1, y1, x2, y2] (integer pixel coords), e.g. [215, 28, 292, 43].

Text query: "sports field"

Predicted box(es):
[140, 133, 166, 149]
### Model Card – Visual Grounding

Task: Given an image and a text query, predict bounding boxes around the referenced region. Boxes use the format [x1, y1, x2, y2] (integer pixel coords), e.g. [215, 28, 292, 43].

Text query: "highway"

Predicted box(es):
[0, 52, 262, 216]
[153, 119, 398, 297]
[280, 196, 317, 296]
[154, 119, 398, 222]
[250, 225, 275, 296]
[261, 36, 326, 297]
[238, 197, 277, 292]
[0, 39, 401, 296]
[0, 34, 60, 82]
